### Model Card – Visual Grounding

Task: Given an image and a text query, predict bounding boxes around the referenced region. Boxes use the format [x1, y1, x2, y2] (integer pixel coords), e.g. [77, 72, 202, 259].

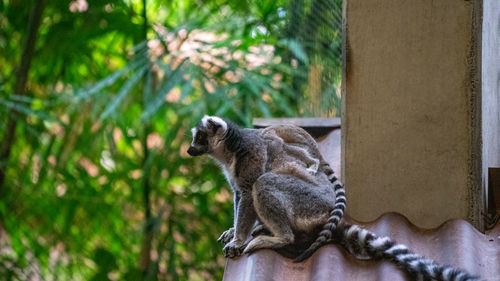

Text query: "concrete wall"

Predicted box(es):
[482, 0, 500, 217]
[342, 0, 484, 229]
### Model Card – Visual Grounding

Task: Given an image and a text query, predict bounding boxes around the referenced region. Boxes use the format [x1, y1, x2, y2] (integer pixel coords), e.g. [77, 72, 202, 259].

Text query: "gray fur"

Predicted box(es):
[187, 116, 338, 258]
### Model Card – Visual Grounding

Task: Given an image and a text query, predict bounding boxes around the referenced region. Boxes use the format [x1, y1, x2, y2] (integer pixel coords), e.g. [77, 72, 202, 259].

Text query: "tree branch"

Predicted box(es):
[0, 0, 46, 193]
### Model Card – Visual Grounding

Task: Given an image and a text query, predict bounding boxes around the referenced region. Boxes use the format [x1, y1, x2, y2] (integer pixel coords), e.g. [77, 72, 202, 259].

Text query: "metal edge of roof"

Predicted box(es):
[223, 212, 500, 281]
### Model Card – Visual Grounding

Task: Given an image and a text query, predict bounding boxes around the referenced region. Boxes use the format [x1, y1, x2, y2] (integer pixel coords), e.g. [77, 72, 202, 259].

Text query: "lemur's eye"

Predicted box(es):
[195, 132, 206, 143]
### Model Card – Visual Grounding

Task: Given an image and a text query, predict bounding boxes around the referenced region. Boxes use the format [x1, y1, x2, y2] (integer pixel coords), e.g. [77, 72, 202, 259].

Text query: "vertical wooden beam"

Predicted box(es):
[342, 0, 486, 230]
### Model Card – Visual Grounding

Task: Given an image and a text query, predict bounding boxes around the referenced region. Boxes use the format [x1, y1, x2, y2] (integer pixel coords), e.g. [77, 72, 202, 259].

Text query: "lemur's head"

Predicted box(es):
[187, 115, 228, 156]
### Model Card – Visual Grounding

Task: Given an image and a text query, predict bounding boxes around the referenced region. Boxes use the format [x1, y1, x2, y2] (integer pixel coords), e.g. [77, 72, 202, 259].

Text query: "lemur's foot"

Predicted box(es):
[223, 239, 245, 258]
[243, 235, 291, 255]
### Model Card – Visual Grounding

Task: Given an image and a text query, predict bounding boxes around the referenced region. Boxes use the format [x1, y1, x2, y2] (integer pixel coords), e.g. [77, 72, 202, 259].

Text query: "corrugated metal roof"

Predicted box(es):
[232, 119, 499, 281]
[222, 213, 500, 281]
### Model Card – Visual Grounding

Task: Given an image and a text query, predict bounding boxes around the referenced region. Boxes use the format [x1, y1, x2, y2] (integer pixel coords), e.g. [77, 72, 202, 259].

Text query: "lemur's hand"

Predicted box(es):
[217, 227, 234, 244]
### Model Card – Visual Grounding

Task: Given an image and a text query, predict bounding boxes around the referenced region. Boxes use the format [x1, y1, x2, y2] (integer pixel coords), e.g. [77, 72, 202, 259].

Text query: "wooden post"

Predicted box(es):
[342, 0, 499, 231]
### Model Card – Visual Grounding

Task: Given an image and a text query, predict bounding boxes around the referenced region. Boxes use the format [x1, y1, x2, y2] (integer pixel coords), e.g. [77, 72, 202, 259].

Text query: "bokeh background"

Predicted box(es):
[0, 0, 341, 280]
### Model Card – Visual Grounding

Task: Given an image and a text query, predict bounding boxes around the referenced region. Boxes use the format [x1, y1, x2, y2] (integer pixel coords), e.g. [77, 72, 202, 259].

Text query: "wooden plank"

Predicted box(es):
[253, 118, 340, 138]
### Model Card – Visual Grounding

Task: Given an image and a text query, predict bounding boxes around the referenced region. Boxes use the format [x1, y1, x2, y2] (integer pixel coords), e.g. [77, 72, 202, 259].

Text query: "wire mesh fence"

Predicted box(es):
[285, 0, 343, 117]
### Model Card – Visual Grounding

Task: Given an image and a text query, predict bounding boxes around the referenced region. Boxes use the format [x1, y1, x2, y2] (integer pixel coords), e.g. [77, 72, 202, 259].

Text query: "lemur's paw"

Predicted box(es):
[217, 228, 234, 244]
[307, 160, 320, 175]
[243, 241, 259, 254]
[306, 167, 317, 175]
[223, 240, 244, 258]
[243, 237, 270, 254]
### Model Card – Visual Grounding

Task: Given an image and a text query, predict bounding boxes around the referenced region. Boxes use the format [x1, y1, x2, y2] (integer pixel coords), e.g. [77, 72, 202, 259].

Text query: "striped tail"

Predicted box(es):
[294, 174, 346, 262]
[339, 224, 483, 281]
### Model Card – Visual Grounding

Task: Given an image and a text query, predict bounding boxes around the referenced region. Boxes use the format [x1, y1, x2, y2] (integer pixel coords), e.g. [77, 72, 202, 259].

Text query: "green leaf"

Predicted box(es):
[278, 39, 309, 64]
[77, 57, 148, 101]
[142, 59, 188, 120]
[257, 98, 272, 118]
[0, 97, 59, 123]
[100, 66, 147, 120]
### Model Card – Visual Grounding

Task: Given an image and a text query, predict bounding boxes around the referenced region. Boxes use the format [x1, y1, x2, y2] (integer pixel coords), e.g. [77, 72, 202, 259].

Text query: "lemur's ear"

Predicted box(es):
[207, 119, 221, 134]
[202, 116, 227, 134]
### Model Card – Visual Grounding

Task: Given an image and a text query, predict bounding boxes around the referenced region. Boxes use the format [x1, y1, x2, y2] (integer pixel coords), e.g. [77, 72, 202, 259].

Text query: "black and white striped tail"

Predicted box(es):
[339, 224, 483, 281]
[294, 173, 346, 262]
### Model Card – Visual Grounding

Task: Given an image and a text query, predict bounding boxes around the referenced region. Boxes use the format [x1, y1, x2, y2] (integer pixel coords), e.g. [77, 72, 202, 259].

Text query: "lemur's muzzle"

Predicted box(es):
[187, 146, 203, 156]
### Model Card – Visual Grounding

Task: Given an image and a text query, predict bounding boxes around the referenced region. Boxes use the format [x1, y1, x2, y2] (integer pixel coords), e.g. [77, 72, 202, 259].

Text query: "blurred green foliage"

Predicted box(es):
[0, 0, 341, 280]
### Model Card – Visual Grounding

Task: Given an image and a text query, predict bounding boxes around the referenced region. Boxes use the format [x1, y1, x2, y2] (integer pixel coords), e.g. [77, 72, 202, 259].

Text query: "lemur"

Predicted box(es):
[215, 123, 346, 262]
[188, 116, 345, 259]
[187, 116, 483, 281]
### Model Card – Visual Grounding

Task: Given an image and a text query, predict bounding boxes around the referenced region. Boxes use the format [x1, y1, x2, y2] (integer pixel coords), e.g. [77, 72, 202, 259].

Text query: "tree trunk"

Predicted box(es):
[138, 0, 154, 276]
[0, 0, 46, 193]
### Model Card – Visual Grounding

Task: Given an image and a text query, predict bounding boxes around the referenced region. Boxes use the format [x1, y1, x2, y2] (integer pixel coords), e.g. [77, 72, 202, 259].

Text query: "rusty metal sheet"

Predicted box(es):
[223, 213, 500, 281]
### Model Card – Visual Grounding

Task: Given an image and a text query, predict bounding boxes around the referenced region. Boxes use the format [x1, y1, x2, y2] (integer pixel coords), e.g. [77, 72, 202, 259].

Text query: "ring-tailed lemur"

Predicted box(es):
[188, 115, 345, 257]
[187, 116, 483, 281]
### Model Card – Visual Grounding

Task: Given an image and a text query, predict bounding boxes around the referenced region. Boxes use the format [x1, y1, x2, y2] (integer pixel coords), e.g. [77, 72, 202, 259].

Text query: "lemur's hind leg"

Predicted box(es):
[284, 144, 319, 174]
[244, 173, 294, 254]
[261, 127, 319, 174]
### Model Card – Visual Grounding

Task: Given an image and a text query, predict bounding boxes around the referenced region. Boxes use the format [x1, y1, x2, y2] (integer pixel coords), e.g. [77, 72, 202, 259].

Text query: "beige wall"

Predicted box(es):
[342, 0, 484, 229]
